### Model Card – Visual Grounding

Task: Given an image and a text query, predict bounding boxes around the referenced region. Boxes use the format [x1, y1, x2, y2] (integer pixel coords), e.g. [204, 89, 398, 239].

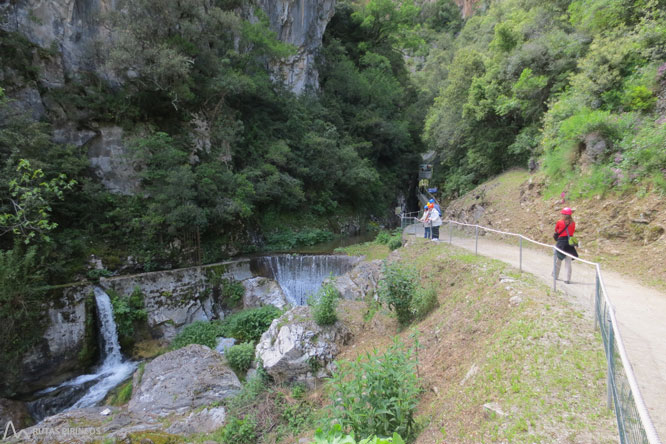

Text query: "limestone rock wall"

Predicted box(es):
[256, 0, 336, 94]
[100, 259, 254, 340]
[13, 284, 96, 397]
[0, 0, 114, 76]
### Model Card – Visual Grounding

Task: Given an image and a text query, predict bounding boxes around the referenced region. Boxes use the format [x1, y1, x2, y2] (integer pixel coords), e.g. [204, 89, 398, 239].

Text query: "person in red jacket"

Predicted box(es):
[553, 207, 578, 283]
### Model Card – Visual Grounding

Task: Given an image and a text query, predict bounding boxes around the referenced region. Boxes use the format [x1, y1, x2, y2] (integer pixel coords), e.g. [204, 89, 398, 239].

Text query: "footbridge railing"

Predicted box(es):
[401, 215, 661, 444]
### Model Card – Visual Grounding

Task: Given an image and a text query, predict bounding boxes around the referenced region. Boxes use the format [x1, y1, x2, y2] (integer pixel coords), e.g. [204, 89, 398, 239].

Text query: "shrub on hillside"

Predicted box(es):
[374, 230, 392, 245]
[327, 340, 421, 440]
[219, 416, 257, 444]
[378, 262, 419, 325]
[219, 306, 283, 342]
[410, 286, 438, 321]
[226, 342, 255, 374]
[309, 282, 340, 325]
[311, 424, 405, 443]
[169, 320, 224, 350]
[387, 235, 402, 251]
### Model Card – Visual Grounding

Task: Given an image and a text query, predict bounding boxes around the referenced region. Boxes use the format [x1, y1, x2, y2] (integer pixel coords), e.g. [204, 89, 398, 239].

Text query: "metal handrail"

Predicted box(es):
[402, 216, 661, 444]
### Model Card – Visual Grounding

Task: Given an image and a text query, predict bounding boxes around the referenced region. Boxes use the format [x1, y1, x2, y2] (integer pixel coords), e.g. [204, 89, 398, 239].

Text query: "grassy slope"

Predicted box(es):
[327, 240, 615, 444]
[443, 169, 666, 290]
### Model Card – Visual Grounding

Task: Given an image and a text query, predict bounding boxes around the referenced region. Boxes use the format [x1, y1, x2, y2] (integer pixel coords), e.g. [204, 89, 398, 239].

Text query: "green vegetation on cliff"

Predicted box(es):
[420, 0, 666, 198]
[0, 0, 424, 278]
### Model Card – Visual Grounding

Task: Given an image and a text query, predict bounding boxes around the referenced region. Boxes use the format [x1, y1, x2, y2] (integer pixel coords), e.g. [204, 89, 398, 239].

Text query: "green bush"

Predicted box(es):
[378, 262, 419, 326]
[169, 320, 224, 350]
[311, 424, 405, 443]
[410, 286, 438, 321]
[219, 416, 257, 444]
[221, 278, 245, 306]
[328, 340, 421, 440]
[226, 342, 255, 374]
[208, 270, 246, 307]
[387, 235, 402, 251]
[219, 306, 283, 342]
[309, 282, 340, 326]
[109, 286, 147, 351]
[374, 231, 391, 245]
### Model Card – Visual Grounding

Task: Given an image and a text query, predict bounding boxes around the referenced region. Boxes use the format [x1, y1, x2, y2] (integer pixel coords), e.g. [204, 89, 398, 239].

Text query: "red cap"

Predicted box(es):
[561, 207, 572, 215]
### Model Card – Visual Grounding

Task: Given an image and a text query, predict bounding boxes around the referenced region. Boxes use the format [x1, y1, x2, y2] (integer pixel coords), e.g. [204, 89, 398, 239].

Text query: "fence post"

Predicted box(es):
[519, 237, 523, 272]
[475, 225, 479, 255]
[449, 221, 452, 244]
[552, 248, 557, 291]
[594, 273, 600, 331]
[607, 319, 614, 410]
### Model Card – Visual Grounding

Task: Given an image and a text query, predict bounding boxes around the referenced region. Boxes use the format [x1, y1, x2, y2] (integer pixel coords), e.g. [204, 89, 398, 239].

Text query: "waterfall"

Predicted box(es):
[253, 255, 358, 305]
[69, 287, 136, 409]
[29, 287, 136, 420]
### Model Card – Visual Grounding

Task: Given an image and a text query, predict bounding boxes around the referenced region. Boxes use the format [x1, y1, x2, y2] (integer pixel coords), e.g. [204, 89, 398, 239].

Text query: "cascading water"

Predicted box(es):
[28, 287, 136, 420]
[69, 287, 136, 408]
[252, 255, 359, 305]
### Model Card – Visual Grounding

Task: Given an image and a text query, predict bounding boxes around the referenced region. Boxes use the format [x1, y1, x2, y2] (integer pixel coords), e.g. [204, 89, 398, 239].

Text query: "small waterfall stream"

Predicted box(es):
[69, 287, 136, 408]
[252, 254, 359, 305]
[28, 287, 136, 420]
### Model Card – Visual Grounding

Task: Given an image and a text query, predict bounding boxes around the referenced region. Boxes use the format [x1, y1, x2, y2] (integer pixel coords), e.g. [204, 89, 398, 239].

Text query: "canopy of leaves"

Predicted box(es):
[419, 0, 666, 197]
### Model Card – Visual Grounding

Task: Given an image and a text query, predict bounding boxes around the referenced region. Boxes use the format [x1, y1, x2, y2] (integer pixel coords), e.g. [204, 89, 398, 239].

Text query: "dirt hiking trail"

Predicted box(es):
[407, 224, 666, 441]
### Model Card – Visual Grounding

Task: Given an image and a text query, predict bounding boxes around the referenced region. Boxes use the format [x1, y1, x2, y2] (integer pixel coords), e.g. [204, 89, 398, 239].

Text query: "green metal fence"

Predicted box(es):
[401, 215, 662, 444]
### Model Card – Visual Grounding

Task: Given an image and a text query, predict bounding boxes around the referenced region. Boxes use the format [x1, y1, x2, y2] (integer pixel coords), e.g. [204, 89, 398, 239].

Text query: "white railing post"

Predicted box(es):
[552, 248, 557, 291]
[475, 225, 479, 255]
[519, 237, 523, 272]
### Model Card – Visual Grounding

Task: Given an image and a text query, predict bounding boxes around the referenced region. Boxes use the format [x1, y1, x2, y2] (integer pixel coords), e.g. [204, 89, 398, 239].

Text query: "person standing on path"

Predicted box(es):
[553, 207, 578, 283]
[429, 198, 441, 215]
[419, 205, 431, 239]
[428, 202, 442, 241]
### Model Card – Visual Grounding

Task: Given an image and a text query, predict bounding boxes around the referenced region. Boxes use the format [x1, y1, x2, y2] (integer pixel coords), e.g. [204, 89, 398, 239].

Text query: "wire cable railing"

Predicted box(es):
[401, 214, 661, 444]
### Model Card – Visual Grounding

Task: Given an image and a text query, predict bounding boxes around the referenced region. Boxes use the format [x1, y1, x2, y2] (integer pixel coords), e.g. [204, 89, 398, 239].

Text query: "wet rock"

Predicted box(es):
[242, 277, 289, 310]
[0, 398, 33, 430]
[128, 344, 241, 416]
[12, 284, 95, 398]
[255, 307, 352, 386]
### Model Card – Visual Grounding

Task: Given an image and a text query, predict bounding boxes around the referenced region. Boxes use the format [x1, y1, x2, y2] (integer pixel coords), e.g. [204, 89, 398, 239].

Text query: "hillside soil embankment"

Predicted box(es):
[324, 240, 617, 443]
[438, 169, 666, 440]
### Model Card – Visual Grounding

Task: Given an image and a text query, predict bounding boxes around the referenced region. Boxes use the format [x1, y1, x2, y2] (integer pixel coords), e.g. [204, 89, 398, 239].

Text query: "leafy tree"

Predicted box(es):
[0, 160, 76, 244]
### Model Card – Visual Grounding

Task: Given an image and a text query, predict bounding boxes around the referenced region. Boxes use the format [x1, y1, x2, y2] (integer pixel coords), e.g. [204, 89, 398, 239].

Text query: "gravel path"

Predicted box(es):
[407, 224, 666, 441]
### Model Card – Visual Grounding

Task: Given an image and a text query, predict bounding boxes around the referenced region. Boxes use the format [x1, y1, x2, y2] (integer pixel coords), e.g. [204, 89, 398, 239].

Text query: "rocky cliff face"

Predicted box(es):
[0, 0, 335, 94]
[0, 0, 113, 76]
[256, 0, 336, 94]
[453, 0, 481, 18]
